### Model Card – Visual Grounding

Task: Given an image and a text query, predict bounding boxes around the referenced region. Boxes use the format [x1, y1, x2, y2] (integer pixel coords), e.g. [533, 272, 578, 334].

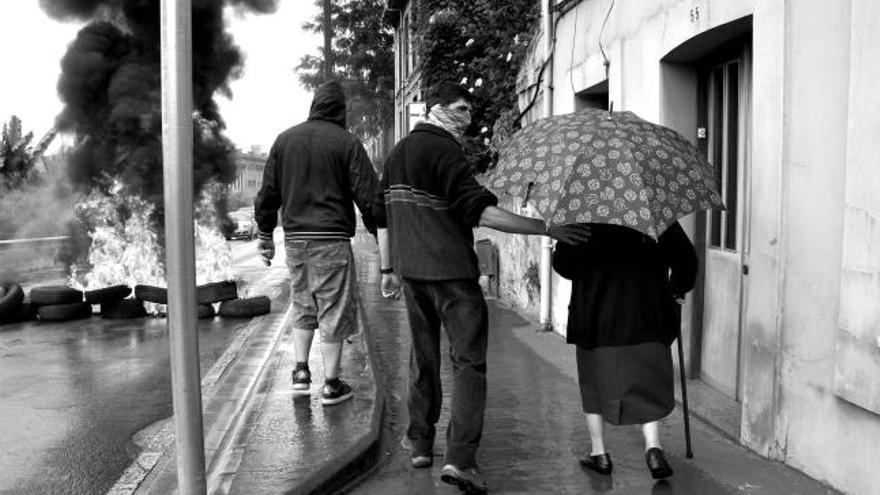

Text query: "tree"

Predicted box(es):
[0, 116, 39, 190]
[416, 0, 539, 173]
[296, 0, 395, 142]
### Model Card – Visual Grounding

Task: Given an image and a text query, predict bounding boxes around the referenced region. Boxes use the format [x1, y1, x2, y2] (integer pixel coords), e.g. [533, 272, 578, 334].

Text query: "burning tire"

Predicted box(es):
[218, 296, 271, 318]
[135, 284, 168, 305]
[0, 283, 25, 318]
[1, 302, 37, 326]
[197, 280, 238, 305]
[37, 302, 93, 321]
[85, 285, 132, 304]
[30, 285, 84, 306]
[101, 298, 147, 320]
[197, 304, 216, 319]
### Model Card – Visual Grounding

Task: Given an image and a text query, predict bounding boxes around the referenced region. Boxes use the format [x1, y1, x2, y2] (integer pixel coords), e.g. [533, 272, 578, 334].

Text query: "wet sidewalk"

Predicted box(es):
[221, 237, 840, 494]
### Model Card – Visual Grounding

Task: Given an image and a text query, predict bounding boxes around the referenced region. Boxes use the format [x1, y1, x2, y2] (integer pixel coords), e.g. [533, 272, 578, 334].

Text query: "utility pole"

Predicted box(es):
[160, 0, 206, 493]
[323, 0, 333, 80]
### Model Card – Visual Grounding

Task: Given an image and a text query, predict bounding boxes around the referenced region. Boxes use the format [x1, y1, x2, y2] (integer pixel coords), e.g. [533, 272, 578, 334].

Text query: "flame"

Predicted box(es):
[69, 180, 235, 313]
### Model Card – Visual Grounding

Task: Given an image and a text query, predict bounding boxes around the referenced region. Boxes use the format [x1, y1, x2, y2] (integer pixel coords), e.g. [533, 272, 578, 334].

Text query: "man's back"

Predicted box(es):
[255, 82, 377, 240]
[378, 122, 497, 281]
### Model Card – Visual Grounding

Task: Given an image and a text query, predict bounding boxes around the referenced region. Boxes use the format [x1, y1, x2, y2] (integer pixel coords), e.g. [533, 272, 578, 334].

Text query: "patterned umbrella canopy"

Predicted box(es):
[487, 108, 724, 239]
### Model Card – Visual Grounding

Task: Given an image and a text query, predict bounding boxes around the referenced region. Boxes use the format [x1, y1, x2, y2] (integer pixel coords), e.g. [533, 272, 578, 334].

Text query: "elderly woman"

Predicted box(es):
[552, 221, 697, 479]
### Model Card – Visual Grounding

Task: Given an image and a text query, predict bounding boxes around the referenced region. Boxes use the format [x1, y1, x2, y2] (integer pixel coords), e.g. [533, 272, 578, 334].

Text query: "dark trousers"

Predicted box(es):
[402, 277, 488, 469]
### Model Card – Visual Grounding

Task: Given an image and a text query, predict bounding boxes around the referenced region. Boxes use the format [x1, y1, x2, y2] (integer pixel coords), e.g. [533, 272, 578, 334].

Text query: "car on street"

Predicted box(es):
[228, 208, 257, 241]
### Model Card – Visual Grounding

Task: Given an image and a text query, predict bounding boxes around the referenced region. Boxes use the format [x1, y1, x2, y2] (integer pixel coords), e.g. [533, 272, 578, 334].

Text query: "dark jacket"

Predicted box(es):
[552, 222, 697, 350]
[254, 82, 378, 241]
[374, 123, 498, 280]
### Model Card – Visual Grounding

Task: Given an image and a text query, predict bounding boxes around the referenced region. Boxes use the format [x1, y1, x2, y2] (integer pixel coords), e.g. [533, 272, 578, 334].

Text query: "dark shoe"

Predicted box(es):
[321, 380, 353, 405]
[645, 448, 673, 479]
[411, 452, 433, 468]
[440, 464, 488, 494]
[291, 368, 311, 391]
[579, 453, 613, 475]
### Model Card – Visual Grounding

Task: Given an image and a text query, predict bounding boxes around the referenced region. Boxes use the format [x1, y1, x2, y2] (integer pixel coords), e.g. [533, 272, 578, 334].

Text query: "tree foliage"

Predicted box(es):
[296, 0, 395, 140]
[0, 116, 40, 190]
[415, 0, 539, 172]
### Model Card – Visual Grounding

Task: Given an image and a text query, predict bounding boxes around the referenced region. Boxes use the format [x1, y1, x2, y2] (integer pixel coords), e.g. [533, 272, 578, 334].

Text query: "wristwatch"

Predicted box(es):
[380, 267, 394, 274]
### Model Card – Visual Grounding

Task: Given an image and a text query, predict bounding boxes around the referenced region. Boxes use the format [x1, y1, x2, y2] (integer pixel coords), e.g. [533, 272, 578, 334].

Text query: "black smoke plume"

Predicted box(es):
[39, 0, 277, 256]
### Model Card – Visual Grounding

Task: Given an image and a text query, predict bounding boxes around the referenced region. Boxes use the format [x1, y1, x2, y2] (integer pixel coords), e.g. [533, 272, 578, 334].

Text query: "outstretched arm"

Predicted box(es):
[478, 206, 591, 244]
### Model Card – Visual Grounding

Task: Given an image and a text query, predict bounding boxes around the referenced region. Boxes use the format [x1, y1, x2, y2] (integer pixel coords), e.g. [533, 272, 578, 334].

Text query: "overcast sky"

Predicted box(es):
[0, 1, 321, 153]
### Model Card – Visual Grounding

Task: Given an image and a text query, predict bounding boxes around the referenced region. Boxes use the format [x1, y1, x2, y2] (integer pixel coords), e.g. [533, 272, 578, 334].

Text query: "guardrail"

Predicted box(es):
[0, 236, 72, 284]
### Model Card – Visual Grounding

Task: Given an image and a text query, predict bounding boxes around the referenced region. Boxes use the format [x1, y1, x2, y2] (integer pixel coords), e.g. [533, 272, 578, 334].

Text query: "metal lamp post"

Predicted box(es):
[160, 0, 207, 493]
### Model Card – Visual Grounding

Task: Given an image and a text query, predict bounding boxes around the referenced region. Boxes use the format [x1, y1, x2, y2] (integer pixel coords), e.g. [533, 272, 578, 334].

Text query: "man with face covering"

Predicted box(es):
[255, 80, 378, 406]
[374, 82, 590, 493]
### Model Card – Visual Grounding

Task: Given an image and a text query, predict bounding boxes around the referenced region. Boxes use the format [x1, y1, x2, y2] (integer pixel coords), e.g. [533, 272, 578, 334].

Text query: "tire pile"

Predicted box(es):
[0, 280, 271, 325]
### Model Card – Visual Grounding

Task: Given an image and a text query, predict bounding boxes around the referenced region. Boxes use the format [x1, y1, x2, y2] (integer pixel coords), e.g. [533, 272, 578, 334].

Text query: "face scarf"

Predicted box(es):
[426, 103, 471, 142]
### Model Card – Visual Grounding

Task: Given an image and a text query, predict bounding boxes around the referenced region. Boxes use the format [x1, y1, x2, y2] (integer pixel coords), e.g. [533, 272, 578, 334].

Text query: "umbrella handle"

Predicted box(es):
[521, 181, 535, 208]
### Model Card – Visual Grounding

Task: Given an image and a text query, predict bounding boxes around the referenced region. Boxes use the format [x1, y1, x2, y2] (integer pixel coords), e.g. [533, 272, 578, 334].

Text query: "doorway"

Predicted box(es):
[696, 37, 752, 400]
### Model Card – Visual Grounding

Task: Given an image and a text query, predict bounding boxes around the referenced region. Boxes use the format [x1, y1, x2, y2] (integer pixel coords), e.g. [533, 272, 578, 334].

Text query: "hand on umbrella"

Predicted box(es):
[545, 223, 592, 245]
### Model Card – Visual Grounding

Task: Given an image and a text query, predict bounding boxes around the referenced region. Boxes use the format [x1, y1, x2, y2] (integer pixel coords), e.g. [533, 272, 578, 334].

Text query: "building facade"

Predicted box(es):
[230, 147, 266, 206]
[385, 0, 426, 142]
[509, 1, 877, 493]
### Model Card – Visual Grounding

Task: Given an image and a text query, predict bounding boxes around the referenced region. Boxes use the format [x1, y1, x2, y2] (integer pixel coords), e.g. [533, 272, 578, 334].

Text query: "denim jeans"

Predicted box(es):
[402, 277, 488, 469]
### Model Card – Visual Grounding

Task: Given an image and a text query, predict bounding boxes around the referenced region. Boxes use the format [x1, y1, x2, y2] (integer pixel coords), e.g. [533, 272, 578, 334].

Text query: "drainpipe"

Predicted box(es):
[539, 0, 554, 331]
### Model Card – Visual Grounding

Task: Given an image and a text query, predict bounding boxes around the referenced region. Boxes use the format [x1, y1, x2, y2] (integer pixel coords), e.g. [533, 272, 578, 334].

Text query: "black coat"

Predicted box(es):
[552, 222, 697, 350]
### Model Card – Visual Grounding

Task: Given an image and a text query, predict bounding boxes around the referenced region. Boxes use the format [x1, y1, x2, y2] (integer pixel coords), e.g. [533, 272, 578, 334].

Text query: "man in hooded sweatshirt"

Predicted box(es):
[254, 80, 378, 406]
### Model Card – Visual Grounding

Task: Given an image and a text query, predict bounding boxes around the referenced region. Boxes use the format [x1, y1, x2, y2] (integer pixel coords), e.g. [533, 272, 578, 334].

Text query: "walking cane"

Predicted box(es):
[676, 314, 694, 458]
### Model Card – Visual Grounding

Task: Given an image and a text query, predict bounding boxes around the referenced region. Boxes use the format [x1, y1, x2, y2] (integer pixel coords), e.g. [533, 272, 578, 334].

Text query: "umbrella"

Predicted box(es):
[488, 108, 724, 239]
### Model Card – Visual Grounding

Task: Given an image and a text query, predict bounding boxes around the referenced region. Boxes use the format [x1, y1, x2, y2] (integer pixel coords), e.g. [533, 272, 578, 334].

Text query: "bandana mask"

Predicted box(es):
[426, 103, 471, 141]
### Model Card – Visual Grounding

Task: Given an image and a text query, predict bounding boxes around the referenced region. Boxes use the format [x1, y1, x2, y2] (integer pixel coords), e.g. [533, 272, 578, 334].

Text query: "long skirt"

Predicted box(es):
[575, 342, 674, 425]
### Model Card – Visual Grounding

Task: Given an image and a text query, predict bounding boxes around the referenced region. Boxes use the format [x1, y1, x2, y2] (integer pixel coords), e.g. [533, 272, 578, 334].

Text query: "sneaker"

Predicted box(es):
[411, 452, 433, 468]
[440, 464, 488, 494]
[321, 380, 353, 406]
[291, 368, 311, 390]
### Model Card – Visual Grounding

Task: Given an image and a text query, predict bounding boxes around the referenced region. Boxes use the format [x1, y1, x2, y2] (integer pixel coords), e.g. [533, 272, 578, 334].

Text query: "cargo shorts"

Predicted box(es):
[285, 239, 358, 342]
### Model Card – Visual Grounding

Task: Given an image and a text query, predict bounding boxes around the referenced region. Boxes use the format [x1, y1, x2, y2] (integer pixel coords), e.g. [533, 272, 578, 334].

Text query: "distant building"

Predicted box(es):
[384, 0, 424, 143]
[230, 146, 266, 205]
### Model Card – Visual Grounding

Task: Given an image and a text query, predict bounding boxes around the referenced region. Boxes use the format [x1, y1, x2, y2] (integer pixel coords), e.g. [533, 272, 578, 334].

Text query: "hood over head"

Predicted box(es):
[307, 80, 346, 127]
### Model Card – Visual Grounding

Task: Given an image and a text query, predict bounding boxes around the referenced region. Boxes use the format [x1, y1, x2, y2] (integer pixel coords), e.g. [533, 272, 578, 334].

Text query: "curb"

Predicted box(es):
[281, 283, 386, 495]
[107, 269, 292, 495]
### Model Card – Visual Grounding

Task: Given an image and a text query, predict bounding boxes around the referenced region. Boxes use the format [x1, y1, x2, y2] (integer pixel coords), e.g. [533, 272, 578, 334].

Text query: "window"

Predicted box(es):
[706, 60, 740, 251]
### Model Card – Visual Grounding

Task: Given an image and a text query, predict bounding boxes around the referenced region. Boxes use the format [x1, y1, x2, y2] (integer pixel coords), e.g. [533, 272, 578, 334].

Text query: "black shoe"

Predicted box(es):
[645, 448, 673, 479]
[579, 453, 613, 475]
[440, 464, 488, 494]
[291, 367, 311, 391]
[321, 380, 353, 405]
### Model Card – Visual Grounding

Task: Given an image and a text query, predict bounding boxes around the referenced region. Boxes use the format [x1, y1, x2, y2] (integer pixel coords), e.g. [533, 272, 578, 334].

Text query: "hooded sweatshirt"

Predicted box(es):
[254, 81, 378, 241]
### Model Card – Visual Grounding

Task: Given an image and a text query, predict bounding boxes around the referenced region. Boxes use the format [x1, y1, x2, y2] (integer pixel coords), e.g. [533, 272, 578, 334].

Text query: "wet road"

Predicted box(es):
[0, 239, 271, 495]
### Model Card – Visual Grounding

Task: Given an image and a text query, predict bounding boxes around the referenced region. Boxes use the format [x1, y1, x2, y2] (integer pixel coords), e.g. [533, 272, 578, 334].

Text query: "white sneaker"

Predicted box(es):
[440, 464, 488, 493]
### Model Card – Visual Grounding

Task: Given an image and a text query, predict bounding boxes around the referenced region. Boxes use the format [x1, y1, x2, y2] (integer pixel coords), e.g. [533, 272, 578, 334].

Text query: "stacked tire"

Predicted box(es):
[30, 285, 91, 322]
[194, 280, 271, 319]
[87, 285, 147, 320]
[0, 282, 34, 325]
[1, 279, 270, 324]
